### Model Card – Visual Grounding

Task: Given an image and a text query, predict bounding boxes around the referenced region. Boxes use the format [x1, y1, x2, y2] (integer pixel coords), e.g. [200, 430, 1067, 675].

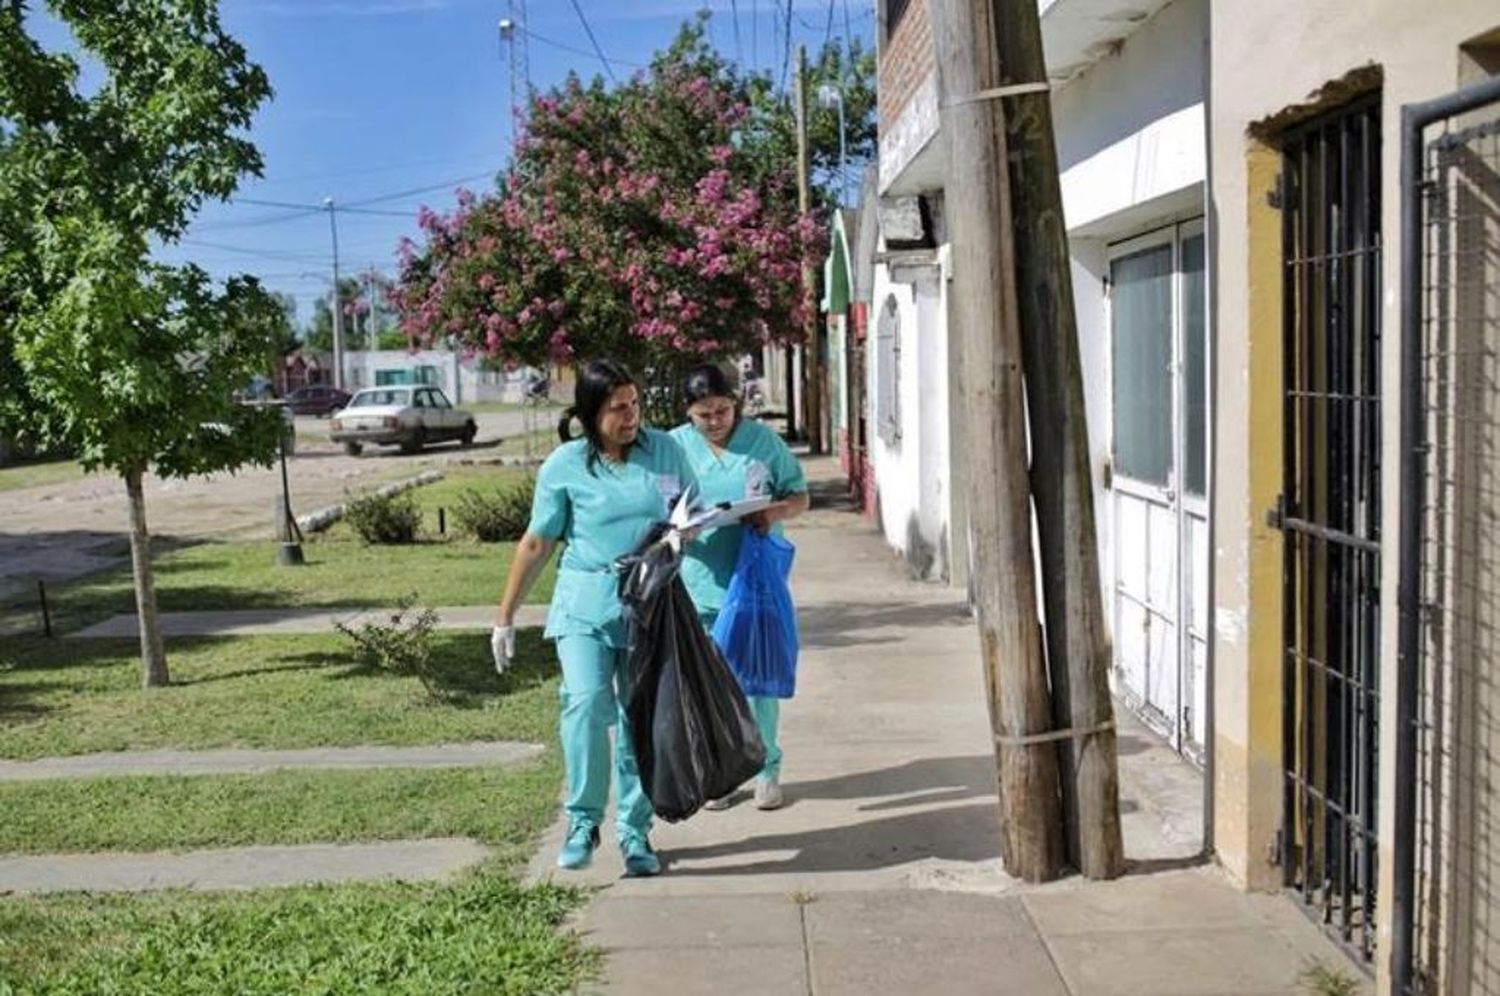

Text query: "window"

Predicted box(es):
[1112, 245, 1174, 486]
[875, 294, 902, 445]
[1182, 233, 1207, 497]
[1108, 225, 1209, 496]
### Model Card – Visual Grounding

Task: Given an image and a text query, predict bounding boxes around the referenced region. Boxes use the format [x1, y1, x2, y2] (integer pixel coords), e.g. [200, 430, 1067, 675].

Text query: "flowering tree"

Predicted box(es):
[391, 26, 825, 418]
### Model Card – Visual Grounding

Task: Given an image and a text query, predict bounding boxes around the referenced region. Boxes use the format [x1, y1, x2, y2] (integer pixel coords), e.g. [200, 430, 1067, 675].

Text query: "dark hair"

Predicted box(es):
[681, 362, 740, 410]
[558, 359, 642, 472]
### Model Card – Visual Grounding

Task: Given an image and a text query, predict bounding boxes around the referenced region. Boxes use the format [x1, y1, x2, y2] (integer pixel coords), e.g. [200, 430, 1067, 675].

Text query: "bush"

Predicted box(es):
[452, 476, 535, 543]
[336, 596, 443, 700]
[344, 489, 421, 544]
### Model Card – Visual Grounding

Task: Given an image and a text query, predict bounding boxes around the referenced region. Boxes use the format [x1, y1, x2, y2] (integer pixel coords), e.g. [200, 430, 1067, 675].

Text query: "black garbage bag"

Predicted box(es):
[618, 527, 766, 822]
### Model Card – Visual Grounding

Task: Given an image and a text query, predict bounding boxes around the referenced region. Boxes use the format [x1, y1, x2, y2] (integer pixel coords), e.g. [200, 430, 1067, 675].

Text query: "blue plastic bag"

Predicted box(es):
[711, 531, 799, 699]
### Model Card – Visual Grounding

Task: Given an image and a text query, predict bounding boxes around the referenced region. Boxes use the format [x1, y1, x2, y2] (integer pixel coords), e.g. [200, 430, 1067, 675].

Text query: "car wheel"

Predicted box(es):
[343, 441, 363, 457]
[401, 427, 426, 454]
[460, 422, 477, 447]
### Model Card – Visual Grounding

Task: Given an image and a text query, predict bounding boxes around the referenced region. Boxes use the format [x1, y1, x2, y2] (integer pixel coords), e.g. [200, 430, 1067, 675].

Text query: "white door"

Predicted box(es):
[1109, 221, 1209, 760]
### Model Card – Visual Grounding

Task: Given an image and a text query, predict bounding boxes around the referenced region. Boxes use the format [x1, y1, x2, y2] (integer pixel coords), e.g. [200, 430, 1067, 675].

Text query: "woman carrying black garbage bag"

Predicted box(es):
[671, 363, 808, 811]
[490, 360, 698, 877]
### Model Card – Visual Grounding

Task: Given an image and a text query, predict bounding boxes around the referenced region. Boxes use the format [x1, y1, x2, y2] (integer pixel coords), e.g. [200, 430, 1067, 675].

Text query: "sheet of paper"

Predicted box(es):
[668, 492, 774, 532]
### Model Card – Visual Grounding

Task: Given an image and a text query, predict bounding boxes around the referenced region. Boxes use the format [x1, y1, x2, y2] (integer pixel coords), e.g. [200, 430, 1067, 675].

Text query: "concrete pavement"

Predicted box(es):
[525, 456, 1368, 995]
[0, 741, 543, 782]
[0, 839, 490, 895]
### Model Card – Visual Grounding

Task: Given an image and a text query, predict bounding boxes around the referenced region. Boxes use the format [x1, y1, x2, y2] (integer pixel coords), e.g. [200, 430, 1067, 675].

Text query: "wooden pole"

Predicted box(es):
[794, 44, 824, 454]
[933, 0, 1065, 882]
[993, 0, 1125, 880]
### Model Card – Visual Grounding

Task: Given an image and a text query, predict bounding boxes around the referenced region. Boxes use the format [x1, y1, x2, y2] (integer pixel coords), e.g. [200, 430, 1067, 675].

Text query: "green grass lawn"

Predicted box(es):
[0, 630, 560, 759]
[0, 628, 599, 994]
[0, 458, 614, 994]
[0, 457, 92, 494]
[1, 469, 555, 635]
[0, 874, 597, 995]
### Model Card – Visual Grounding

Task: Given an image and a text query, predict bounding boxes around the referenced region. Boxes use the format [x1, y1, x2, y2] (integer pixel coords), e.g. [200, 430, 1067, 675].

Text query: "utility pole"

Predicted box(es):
[993, 0, 1124, 880]
[324, 197, 344, 390]
[499, 2, 531, 160]
[366, 268, 380, 350]
[933, 0, 1065, 882]
[793, 44, 824, 454]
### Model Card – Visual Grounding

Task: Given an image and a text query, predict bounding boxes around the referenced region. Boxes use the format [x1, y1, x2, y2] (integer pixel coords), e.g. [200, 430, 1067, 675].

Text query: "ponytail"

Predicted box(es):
[557, 406, 578, 443]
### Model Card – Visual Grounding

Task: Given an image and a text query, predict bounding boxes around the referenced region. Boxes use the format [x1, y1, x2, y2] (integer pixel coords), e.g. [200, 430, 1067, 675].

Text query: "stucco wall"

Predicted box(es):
[1209, 4, 1498, 988]
[868, 257, 953, 581]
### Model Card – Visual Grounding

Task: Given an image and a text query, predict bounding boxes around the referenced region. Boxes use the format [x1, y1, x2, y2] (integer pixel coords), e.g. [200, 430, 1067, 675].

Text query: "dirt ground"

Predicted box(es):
[0, 410, 538, 599]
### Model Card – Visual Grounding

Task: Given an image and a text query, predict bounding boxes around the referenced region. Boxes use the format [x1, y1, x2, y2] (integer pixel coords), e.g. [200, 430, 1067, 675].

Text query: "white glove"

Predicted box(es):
[490, 624, 516, 673]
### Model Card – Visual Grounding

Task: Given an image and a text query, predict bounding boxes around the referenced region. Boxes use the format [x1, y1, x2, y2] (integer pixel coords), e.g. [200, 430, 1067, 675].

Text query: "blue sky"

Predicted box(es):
[109, 0, 878, 326]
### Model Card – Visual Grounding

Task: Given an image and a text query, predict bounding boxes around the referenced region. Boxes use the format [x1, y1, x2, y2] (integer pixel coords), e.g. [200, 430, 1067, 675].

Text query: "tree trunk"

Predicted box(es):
[993, 0, 1125, 880]
[933, 0, 1066, 882]
[124, 467, 169, 688]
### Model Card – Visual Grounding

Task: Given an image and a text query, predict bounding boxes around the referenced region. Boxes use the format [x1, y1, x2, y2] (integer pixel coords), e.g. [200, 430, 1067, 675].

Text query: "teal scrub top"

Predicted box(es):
[528, 428, 698, 645]
[670, 417, 807, 614]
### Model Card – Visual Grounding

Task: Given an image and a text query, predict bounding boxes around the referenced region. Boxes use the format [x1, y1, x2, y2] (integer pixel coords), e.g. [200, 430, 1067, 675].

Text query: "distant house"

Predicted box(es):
[275, 350, 330, 396]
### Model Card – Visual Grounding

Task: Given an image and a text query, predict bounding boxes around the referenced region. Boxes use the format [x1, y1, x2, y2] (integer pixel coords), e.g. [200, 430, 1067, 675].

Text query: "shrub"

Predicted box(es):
[335, 596, 444, 701]
[344, 489, 421, 544]
[452, 476, 535, 543]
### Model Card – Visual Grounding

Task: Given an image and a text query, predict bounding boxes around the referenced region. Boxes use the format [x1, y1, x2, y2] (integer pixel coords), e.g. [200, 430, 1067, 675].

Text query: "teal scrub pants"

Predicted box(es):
[554, 634, 652, 840]
[700, 612, 783, 781]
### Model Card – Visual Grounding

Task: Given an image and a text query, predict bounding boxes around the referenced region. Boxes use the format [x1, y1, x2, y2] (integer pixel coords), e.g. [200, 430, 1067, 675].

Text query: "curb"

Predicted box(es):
[298, 470, 444, 534]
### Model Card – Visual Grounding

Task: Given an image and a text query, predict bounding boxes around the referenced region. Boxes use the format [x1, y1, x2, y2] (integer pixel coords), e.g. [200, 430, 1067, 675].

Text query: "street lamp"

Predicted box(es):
[817, 83, 848, 207]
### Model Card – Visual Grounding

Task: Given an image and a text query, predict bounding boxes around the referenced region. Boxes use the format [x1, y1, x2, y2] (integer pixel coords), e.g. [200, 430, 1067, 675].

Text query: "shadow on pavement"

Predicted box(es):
[662, 800, 1003, 875]
[797, 599, 971, 649]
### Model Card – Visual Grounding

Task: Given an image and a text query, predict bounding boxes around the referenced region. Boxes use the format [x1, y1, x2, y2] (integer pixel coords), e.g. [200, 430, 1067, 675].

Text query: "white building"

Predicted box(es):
[340, 349, 541, 405]
[872, 0, 1209, 755]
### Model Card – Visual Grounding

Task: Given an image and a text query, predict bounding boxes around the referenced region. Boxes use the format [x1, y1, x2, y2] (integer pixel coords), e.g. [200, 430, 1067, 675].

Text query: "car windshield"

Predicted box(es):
[349, 389, 410, 408]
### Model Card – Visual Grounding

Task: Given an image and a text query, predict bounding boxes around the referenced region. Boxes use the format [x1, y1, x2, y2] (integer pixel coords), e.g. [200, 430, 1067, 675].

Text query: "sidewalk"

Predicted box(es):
[527, 456, 1368, 995]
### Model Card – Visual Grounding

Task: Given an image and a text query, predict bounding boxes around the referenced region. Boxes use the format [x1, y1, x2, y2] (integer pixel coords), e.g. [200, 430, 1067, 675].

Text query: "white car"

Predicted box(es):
[329, 386, 477, 456]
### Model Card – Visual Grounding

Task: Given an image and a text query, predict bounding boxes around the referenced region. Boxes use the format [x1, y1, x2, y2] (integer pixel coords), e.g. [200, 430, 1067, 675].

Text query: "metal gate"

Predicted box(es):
[1277, 94, 1384, 965]
[1396, 73, 1500, 996]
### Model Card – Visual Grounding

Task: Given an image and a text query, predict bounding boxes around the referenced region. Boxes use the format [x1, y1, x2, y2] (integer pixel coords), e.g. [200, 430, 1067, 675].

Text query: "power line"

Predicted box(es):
[751, 0, 757, 70]
[179, 239, 329, 264]
[193, 206, 325, 232]
[523, 27, 643, 69]
[345, 171, 498, 207]
[234, 197, 425, 220]
[567, 0, 618, 84]
[786, 0, 798, 92]
[823, 0, 836, 49]
[728, 0, 742, 64]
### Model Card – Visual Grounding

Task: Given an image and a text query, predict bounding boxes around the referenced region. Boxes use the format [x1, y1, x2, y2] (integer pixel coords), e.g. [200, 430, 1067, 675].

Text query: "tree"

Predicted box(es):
[391, 22, 825, 423]
[303, 277, 361, 354]
[744, 34, 877, 207]
[0, 0, 284, 687]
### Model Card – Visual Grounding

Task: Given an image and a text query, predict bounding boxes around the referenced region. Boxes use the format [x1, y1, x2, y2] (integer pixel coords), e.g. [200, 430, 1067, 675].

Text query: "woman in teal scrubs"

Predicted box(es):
[492, 360, 697, 876]
[672, 363, 809, 811]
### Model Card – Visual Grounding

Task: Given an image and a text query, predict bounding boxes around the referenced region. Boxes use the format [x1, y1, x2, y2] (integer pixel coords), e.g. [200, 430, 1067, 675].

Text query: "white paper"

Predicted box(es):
[668, 492, 774, 532]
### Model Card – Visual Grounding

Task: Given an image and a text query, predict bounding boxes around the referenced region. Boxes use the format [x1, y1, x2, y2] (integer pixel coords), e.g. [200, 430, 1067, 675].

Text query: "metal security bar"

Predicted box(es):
[1397, 73, 1500, 996]
[1279, 94, 1384, 966]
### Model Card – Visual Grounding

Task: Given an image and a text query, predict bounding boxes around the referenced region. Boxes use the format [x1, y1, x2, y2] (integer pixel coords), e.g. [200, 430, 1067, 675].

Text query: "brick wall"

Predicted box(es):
[878, 0, 934, 133]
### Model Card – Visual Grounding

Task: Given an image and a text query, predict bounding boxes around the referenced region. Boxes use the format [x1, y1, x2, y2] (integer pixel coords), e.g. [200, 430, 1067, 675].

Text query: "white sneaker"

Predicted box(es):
[754, 776, 784, 810]
[703, 795, 733, 811]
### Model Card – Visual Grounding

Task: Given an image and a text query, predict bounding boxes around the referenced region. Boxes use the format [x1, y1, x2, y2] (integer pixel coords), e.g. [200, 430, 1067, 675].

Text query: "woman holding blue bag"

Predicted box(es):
[672, 363, 808, 811]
